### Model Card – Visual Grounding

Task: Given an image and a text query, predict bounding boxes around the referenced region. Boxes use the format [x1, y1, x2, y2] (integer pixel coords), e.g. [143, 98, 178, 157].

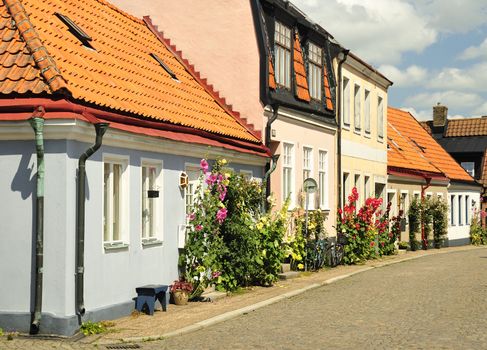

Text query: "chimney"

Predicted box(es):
[433, 102, 448, 127]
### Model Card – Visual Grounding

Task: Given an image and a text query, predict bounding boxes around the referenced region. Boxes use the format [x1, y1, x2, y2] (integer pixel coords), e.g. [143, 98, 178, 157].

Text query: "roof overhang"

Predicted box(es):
[345, 53, 393, 90]
[388, 166, 449, 185]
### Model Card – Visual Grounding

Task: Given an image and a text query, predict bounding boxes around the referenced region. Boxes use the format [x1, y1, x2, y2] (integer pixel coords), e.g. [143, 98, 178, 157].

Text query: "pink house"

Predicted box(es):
[112, 0, 340, 233]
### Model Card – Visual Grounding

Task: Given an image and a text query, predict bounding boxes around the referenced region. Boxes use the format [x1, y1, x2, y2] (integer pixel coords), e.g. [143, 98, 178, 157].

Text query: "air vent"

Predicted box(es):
[150, 53, 178, 81]
[55, 13, 94, 49]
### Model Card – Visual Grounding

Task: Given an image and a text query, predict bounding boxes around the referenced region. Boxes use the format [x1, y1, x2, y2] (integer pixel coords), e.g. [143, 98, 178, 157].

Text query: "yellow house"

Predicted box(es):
[336, 52, 393, 208]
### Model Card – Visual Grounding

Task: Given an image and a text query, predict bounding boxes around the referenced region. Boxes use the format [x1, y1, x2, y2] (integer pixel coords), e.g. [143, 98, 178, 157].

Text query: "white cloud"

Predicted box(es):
[378, 65, 427, 87]
[458, 37, 487, 61]
[404, 90, 483, 111]
[426, 62, 487, 92]
[398, 107, 432, 121]
[292, 0, 437, 65]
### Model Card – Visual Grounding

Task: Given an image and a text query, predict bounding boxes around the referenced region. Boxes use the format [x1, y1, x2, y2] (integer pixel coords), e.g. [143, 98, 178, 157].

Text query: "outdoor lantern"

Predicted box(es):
[179, 171, 189, 189]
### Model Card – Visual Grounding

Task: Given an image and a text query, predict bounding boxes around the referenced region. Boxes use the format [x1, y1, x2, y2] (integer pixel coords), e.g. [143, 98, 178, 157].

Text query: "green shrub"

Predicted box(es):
[80, 321, 111, 335]
[431, 198, 448, 248]
[408, 199, 421, 250]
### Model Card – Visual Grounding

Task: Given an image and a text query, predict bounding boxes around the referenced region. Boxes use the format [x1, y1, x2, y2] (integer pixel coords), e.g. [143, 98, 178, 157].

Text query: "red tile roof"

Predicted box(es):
[292, 31, 310, 102]
[268, 56, 276, 90]
[0, 0, 261, 144]
[323, 62, 333, 110]
[420, 117, 487, 137]
[388, 107, 474, 182]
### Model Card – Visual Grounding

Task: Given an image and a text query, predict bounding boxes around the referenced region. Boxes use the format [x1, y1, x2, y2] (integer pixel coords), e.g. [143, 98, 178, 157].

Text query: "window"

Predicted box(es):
[465, 195, 470, 224]
[240, 170, 253, 180]
[364, 175, 370, 200]
[354, 174, 361, 206]
[354, 84, 361, 131]
[450, 195, 456, 226]
[283, 143, 294, 204]
[400, 191, 409, 216]
[342, 77, 350, 126]
[413, 191, 420, 201]
[303, 147, 312, 181]
[458, 195, 463, 226]
[437, 193, 444, 201]
[185, 166, 200, 220]
[318, 150, 328, 208]
[426, 192, 432, 200]
[150, 53, 178, 81]
[274, 21, 292, 88]
[308, 42, 322, 100]
[342, 172, 350, 207]
[461, 162, 475, 177]
[364, 90, 371, 134]
[377, 96, 384, 139]
[141, 161, 162, 242]
[103, 158, 128, 245]
[387, 190, 397, 217]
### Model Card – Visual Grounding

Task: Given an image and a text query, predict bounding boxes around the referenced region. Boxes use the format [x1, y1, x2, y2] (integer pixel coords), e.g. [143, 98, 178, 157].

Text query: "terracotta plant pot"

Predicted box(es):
[172, 290, 189, 305]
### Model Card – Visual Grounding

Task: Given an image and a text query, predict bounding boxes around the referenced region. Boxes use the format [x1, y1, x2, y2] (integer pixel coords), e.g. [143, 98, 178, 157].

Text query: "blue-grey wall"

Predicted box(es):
[0, 138, 263, 335]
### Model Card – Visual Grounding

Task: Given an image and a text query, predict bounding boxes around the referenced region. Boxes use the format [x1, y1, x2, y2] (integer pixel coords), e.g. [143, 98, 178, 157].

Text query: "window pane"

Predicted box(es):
[364, 90, 370, 133]
[378, 96, 384, 138]
[103, 163, 110, 242]
[343, 78, 350, 125]
[112, 164, 121, 241]
[354, 85, 361, 130]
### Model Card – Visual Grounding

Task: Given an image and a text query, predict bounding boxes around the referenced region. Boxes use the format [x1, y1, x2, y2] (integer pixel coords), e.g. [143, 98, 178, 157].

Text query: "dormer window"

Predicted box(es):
[274, 21, 291, 88]
[308, 42, 322, 100]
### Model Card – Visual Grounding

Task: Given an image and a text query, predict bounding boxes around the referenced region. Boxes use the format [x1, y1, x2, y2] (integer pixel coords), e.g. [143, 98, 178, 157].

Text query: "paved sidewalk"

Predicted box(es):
[0, 245, 484, 349]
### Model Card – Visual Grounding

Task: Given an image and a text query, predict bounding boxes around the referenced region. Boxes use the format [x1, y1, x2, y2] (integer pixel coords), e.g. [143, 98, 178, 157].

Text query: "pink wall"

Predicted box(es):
[110, 0, 264, 132]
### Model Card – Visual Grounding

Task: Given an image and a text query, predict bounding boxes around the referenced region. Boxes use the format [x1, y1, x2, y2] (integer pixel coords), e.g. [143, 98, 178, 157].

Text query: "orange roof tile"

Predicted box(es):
[0, 0, 260, 143]
[444, 117, 487, 137]
[388, 107, 474, 182]
[323, 62, 333, 110]
[268, 56, 276, 90]
[292, 31, 310, 102]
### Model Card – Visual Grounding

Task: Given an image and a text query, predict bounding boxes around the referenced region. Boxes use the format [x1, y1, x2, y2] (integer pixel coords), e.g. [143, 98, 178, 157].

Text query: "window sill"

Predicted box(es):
[142, 238, 163, 248]
[353, 129, 362, 136]
[319, 207, 331, 212]
[104, 242, 129, 251]
[364, 132, 371, 139]
[342, 124, 350, 131]
[377, 137, 384, 143]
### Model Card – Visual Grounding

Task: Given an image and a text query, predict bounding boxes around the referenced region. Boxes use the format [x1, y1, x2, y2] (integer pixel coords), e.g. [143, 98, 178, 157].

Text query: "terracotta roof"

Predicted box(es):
[479, 149, 487, 186]
[323, 62, 333, 110]
[388, 107, 474, 182]
[268, 56, 276, 90]
[292, 31, 310, 102]
[421, 117, 487, 138]
[0, 0, 260, 143]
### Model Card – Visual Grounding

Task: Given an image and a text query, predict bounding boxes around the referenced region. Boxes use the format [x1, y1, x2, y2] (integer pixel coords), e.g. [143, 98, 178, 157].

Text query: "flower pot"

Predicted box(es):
[172, 290, 189, 305]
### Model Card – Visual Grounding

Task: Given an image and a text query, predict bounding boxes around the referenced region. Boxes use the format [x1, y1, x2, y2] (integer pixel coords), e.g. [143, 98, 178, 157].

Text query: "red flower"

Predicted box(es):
[370, 241, 375, 247]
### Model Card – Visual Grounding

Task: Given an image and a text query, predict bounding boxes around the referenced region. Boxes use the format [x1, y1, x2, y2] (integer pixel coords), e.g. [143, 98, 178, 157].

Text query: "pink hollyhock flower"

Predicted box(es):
[206, 173, 218, 186]
[212, 271, 222, 279]
[195, 224, 203, 231]
[200, 159, 209, 173]
[216, 207, 228, 224]
[187, 213, 196, 221]
[219, 189, 227, 201]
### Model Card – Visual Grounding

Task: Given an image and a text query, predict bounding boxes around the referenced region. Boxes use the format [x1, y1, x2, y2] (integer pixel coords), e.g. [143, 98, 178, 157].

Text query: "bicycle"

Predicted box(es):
[325, 234, 347, 267]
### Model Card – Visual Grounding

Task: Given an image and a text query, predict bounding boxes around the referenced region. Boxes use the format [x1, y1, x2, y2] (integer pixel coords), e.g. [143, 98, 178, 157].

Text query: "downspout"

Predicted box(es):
[29, 106, 46, 334]
[76, 122, 109, 318]
[336, 49, 349, 209]
[421, 177, 432, 250]
[264, 104, 280, 208]
[262, 154, 280, 211]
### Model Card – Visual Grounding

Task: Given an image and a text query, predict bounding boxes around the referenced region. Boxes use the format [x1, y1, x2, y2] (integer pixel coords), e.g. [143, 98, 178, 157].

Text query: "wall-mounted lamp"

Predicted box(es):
[179, 172, 189, 190]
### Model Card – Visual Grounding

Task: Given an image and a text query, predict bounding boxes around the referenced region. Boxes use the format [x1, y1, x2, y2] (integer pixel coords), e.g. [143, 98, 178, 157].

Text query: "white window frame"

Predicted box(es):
[318, 149, 328, 210]
[377, 95, 384, 141]
[458, 195, 463, 226]
[450, 194, 457, 226]
[141, 159, 163, 245]
[342, 171, 351, 206]
[400, 190, 409, 216]
[364, 89, 371, 135]
[308, 42, 322, 100]
[437, 192, 444, 200]
[364, 175, 371, 200]
[274, 21, 292, 89]
[465, 195, 470, 225]
[184, 163, 201, 224]
[413, 191, 421, 202]
[426, 192, 433, 200]
[461, 162, 475, 177]
[342, 76, 350, 127]
[387, 189, 397, 217]
[103, 154, 129, 249]
[354, 84, 361, 132]
[282, 142, 295, 207]
[354, 173, 361, 206]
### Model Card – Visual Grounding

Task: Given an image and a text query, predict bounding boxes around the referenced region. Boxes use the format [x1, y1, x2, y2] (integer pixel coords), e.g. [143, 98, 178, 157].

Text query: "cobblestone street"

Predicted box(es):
[1, 248, 486, 349]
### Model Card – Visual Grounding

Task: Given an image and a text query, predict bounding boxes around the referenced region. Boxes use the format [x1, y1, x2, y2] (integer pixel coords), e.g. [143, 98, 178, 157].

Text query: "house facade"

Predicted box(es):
[0, 0, 268, 336]
[387, 107, 480, 246]
[337, 52, 392, 208]
[110, 0, 340, 233]
[421, 104, 487, 224]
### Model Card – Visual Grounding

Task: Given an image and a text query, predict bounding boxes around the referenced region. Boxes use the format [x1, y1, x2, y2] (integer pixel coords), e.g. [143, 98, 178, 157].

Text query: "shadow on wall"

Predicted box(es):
[10, 151, 36, 317]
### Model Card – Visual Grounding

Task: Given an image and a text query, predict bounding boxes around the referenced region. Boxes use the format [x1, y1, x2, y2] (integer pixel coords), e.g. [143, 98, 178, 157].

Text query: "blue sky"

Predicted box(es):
[293, 0, 487, 120]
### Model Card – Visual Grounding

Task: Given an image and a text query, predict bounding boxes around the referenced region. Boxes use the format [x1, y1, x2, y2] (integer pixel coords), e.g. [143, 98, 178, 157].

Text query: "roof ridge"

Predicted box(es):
[143, 16, 262, 142]
[95, 0, 144, 24]
[3, 0, 68, 94]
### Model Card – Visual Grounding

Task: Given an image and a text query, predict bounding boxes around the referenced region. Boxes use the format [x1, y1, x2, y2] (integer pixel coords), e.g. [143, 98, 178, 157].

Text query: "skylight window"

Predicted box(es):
[410, 138, 426, 152]
[150, 53, 179, 81]
[55, 13, 94, 49]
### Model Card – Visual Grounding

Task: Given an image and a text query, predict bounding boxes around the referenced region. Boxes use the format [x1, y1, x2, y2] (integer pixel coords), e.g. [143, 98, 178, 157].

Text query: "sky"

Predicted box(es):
[292, 0, 487, 120]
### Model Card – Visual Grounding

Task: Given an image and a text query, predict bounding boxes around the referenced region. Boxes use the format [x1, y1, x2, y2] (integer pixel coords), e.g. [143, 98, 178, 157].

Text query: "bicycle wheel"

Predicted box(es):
[334, 244, 344, 266]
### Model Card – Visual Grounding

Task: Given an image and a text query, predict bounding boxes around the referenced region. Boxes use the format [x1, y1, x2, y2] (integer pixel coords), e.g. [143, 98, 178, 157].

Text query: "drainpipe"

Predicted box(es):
[76, 122, 109, 318]
[420, 177, 432, 250]
[264, 105, 280, 210]
[336, 49, 349, 209]
[29, 106, 46, 334]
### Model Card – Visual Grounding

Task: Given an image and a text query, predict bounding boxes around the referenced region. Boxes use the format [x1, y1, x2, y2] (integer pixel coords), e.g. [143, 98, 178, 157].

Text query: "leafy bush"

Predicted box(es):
[180, 158, 289, 295]
[408, 199, 421, 251]
[431, 198, 448, 248]
[80, 321, 114, 335]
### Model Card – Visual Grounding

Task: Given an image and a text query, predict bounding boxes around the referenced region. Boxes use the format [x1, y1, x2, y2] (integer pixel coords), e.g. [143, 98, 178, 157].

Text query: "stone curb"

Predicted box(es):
[120, 246, 485, 343]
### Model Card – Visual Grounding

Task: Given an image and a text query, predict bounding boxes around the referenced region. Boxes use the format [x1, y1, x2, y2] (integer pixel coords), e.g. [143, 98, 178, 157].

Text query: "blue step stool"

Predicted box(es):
[135, 284, 168, 315]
